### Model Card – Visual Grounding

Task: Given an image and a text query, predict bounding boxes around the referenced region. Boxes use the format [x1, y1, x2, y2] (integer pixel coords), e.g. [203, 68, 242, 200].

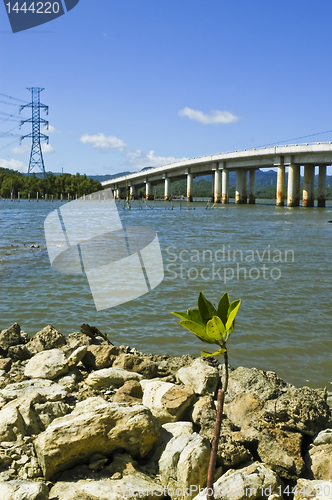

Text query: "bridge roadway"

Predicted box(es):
[101, 143, 332, 207]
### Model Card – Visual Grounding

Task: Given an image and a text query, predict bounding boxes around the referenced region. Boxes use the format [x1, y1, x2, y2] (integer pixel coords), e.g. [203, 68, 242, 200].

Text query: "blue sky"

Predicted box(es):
[1, 0, 332, 175]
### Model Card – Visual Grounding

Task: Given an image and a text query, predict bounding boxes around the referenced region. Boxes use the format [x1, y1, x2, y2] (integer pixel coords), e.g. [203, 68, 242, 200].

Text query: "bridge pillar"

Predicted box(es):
[287, 164, 300, 207]
[164, 177, 172, 200]
[276, 161, 285, 206]
[249, 170, 256, 204]
[187, 173, 193, 202]
[115, 189, 120, 199]
[214, 170, 222, 203]
[129, 185, 136, 199]
[236, 169, 247, 204]
[302, 165, 315, 207]
[222, 169, 229, 204]
[146, 181, 154, 200]
[318, 165, 326, 207]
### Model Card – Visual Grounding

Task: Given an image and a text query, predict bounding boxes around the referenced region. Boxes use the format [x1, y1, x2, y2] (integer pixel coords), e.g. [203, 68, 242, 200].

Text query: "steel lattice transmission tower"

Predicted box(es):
[20, 87, 49, 176]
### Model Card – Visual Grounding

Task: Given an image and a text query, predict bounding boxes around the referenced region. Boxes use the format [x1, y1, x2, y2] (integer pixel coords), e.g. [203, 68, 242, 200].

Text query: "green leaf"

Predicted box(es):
[225, 299, 241, 331]
[202, 347, 227, 357]
[217, 292, 230, 325]
[178, 320, 215, 344]
[187, 308, 205, 326]
[172, 311, 191, 321]
[198, 292, 217, 323]
[206, 316, 226, 342]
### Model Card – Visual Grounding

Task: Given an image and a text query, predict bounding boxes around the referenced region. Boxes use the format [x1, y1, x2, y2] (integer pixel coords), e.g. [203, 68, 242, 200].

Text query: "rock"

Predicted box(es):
[34, 397, 161, 479]
[26, 325, 66, 355]
[177, 358, 220, 396]
[0, 323, 24, 352]
[54, 370, 80, 391]
[85, 367, 143, 390]
[147, 421, 194, 465]
[67, 332, 92, 350]
[193, 461, 283, 500]
[0, 358, 12, 372]
[262, 386, 330, 436]
[0, 400, 27, 441]
[305, 444, 332, 480]
[159, 433, 210, 500]
[25, 349, 68, 380]
[294, 479, 332, 500]
[113, 353, 159, 379]
[80, 323, 109, 341]
[257, 428, 305, 480]
[191, 395, 216, 425]
[33, 401, 71, 430]
[67, 346, 87, 366]
[112, 380, 143, 403]
[81, 345, 120, 370]
[224, 393, 264, 432]
[163, 421, 194, 437]
[142, 380, 196, 424]
[226, 366, 288, 404]
[0, 480, 49, 500]
[7, 345, 31, 361]
[49, 476, 167, 500]
[313, 429, 332, 446]
[1, 379, 68, 402]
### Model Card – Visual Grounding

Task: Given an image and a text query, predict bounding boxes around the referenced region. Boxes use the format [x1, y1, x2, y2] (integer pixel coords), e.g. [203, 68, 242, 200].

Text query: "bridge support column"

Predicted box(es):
[164, 177, 171, 200]
[276, 162, 285, 206]
[302, 165, 315, 207]
[214, 170, 222, 203]
[146, 181, 154, 200]
[249, 170, 256, 204]
[187, 173, 193, 202]
[129, 185, 136, 199]
[318, 165, 326, 207]
[115, 189, 120, 199]
[287, 164, 300, 207]
[236, 170, 247, 204]
[222, 169, 229, 204]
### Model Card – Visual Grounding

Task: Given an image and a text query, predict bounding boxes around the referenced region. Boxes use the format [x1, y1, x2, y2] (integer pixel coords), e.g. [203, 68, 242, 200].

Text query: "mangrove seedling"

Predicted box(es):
[172, 291, 241, 499]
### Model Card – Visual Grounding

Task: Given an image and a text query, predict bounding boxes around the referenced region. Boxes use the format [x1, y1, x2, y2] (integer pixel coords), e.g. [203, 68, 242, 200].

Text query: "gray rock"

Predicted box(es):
[159, 433, 210, 500]
[294, 479, 332, 500]
[0, 323, 24, 352]
[113, 353, 159, 379]
[193, 461, 283, 500]
[67, 331, 92, 350]
[177, 358, 220, 396]
[34, 397, 161, 479]
[26, 325, 66, 355]
[305, 444, 332, 480]
[25, 349, 68, 380]
[67, 346, 87, 366]
[313, 429, 332, 446]
[7, 345, 31, 361]
[81, 345, 120, 370]
[0, 358, 12, 372]
[1, 379, 68, 402]
[0, 480, 49, 500]
[85, 367, 143, 390]
[33, 401, 71, 430]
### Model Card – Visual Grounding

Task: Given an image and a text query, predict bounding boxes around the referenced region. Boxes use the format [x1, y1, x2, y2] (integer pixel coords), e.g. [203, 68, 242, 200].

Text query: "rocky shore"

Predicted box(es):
[0, 322, 331, 500]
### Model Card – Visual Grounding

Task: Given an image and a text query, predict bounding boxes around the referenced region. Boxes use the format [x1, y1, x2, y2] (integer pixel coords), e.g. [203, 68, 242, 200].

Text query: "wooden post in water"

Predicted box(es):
[18, 192, 20, 202]
[61, 193, 63, 202]
[28, 193, 30, 202]
[45, 193, 48, 201]
[36, 192, 39, 202]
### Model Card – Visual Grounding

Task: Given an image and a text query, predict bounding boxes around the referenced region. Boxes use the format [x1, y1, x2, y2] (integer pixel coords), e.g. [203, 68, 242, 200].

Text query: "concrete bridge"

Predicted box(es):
[101, 142, 332, 207]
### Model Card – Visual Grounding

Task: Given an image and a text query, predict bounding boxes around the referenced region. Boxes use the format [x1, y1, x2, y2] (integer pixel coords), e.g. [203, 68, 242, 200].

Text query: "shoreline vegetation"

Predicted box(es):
[1, 167, 332, 201]
[0, 322, 331, 499]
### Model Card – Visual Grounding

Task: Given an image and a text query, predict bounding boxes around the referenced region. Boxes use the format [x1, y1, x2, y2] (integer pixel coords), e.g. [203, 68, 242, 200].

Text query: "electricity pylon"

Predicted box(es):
[20, 87, 49, 176]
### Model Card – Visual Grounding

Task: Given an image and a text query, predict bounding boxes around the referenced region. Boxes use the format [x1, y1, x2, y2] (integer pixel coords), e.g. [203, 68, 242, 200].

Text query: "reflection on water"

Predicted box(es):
[0, 198, 331, 388]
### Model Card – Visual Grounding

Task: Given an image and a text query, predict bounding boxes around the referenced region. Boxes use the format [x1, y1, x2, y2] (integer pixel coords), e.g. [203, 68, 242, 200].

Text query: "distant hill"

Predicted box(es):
[87, 172, 132, 183]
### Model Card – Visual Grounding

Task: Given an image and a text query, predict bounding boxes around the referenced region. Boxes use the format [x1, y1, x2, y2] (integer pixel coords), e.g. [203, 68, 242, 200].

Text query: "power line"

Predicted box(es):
[256, 129, 332, 148]
[0, 99, 22, 107]
[0, 92, 28, 104]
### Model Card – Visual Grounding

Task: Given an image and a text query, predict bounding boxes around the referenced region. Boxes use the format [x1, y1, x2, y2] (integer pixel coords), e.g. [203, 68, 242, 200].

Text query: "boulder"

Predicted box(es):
[81, 345, 120, 370]
[85, 367, 143, 390]
[26, 325, 66, 355]
[34, 397, 161, 479]
[67, 346, 87, 366]
[67, 331, 92, 350]
[0, 480, 49, 500]
[112, 380, 143, 404]
[313, 429, 332, 446]
[0, 400, 27, 441]
[305, 444, 332, 480]
[193, 461, 283, 500]
[147, 421, 194, 465]
[49, 477, 167, 500]
[226, 366, 288, 403]
[25, 349, 68, 380]
[113, 353, 159, 379]
[142, 380, 195, 424]
[294, 479, 332, 500]
[0, 358, 12, 372]
[159, 433, 210, 500]
[0, 323, 24, 352]
[177, 358, 220, 396]
[257, 428, 305, 480]
[1, 379, 67, 402]
[191, 395, 216, 425]
[7, 345, 31, 361]
[33, 401, 71, 431]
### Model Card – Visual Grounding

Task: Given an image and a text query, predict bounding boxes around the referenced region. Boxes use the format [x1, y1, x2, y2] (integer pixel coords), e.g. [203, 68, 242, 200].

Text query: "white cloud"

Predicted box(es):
[80, 133, 126, 151]
[127, 149, 188, 169]
[0, 158, 27, 173]
[10, 144, 30, 155]
[178, 107, 239, 125]
[42, 125, 60, 134]
[42, 143, 55, 154]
